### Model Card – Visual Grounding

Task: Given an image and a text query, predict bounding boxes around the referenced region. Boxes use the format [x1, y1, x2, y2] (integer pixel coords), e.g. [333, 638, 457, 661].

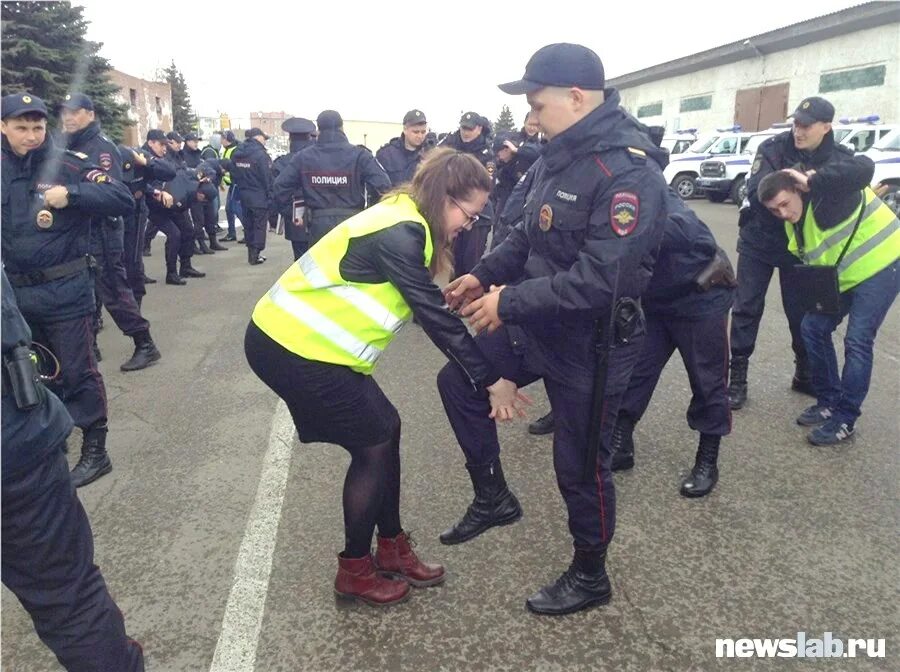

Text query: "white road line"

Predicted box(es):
[209, 400, 294, 672]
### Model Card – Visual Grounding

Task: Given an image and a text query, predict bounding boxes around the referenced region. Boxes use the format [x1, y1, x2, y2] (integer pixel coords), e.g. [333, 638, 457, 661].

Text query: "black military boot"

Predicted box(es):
[143, 274, 157, 284]
[526, 550, 612, 615]
[120, 330, 162, 372]
[680, 433, 720, 498]
[610, 414, 635, 472]
[791, 358, 815, 397]
[142, 241, 152, 257]
[92, 340, 103, 363]
[727, 356, 748, 410]
[179, 260, 206, 278]
[439, 460, 522, 545]
[70, 423, 112, 488]
[248, 247, 264, 265]
[208, 235, 228, 252]
[166, 272, 187, 286]
[197, 236, 213, 255]
[528, 411, 555, 435]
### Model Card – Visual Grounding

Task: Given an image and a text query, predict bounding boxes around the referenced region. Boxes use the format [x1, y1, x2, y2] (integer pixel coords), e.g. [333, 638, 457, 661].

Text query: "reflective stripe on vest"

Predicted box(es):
[787, 187, 900, 292]
[251, 194, 433, 373]
[221, 145, 236, 184]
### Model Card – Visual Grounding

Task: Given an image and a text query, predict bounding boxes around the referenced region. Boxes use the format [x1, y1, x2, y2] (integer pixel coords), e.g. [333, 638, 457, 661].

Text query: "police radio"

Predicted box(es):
[3, 346, 45, 410]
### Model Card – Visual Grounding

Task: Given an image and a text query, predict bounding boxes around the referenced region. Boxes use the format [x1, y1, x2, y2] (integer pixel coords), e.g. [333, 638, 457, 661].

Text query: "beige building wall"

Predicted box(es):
[107, 69, 173, 146]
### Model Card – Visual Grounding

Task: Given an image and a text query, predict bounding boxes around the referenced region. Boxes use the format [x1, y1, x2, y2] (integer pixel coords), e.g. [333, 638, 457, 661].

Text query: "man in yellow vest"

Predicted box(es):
[758, 167, 899, 446]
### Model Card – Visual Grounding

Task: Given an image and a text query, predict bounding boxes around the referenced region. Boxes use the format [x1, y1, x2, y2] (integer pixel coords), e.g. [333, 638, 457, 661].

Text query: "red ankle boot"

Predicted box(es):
[375, 532, 446, 587]
[334, 553, 410, 606]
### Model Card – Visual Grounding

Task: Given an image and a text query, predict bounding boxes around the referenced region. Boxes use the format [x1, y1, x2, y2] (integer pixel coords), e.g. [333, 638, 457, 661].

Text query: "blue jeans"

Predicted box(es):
[801, 260, 899, 425]
[225, 184, 243, 237]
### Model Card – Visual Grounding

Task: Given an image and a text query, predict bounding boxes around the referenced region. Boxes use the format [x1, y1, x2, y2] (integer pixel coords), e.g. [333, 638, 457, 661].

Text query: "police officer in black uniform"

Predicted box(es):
[60, 93, 162, 372]
[184, 131, 225, 256]
[1, 93, 134, 487]
[2, 269, 146, 671]
[229, 127, 273, 265]
[272, 117, 317, 260]
[273, 110, 391, 246]
[437, 45, 668, 615]
[440, 112, 496, 275]
[728, 96, 863, 409]
[375, 108, 428, 186]
[611, 188, 735, 497]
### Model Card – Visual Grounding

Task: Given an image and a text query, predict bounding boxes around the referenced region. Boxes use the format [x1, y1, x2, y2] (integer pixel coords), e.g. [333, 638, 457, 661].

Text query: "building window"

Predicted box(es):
[637, 101, 663, 118]
[155, 96, 162, 115]
[129, 88, 137, 107]
[680, 95, 712, 113]
[819, 65, 886, 93]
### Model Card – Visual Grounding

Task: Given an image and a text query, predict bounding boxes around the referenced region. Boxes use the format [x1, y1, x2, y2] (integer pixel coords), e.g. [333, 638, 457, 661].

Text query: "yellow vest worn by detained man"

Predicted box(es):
[252, 194, 433, 374]
[786, 187, 900, 292]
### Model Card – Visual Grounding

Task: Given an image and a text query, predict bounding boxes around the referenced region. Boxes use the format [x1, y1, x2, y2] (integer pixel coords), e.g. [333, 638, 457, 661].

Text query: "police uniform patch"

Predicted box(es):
[36, 209, 54, 228]
[751, 157, 761, 175]
[99, 152, 112, 170]
[539, 204, 553, 231]
[85, 169, 109, 184]
[486, 161, 496, 176]
[22, 95, 32, 103]
[123, 162, 132, 171]
[610, 192, 639, 237]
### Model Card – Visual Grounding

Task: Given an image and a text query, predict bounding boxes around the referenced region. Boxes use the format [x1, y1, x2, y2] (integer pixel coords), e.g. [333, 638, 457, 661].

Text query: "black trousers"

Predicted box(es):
[244, 206, 269, 251]
[2, 448, 145, 672]
[94, 251, 149, 337]
[123, 204, 147, 299]
[437, 327, 627, 553]
[452, 225, 490, 278]
[730, 251, 807, 363]
[620, 312, 732, 436]
[291, 240, 309, 261]
[147, 209, 195, 274]
[189, 200, 218, 243]
[30, 315, 107, 430]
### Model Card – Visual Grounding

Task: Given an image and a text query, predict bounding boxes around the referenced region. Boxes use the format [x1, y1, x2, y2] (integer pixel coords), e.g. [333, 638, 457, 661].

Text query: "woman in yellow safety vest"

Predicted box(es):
[244, 148, 529, 606]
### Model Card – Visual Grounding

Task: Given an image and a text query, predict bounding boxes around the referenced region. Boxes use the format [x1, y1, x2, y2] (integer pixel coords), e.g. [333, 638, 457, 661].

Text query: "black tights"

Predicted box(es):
[342, 422, 402, 558]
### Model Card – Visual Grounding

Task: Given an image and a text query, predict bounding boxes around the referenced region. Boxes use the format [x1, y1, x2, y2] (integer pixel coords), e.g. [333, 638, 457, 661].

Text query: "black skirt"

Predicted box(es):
[244, 320, 399, 449]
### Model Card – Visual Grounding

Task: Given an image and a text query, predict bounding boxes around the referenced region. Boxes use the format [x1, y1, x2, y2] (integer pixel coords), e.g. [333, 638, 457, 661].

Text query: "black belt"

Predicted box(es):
[6, 255, 96, 288]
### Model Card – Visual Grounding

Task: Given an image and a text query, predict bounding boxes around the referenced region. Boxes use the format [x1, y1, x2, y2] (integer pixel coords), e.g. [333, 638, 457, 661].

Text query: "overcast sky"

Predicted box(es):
[80, 0, 862, 131]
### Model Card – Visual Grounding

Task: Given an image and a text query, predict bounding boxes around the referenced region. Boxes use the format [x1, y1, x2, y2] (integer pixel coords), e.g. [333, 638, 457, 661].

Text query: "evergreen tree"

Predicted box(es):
[495, 104, 516, 133]
[163, 61, 198, 136]
[1, 1, 132, 141]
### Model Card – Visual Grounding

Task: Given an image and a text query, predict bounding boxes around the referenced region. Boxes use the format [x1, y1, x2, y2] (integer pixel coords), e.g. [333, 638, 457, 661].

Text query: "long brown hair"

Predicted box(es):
[382, 147, 492, 277]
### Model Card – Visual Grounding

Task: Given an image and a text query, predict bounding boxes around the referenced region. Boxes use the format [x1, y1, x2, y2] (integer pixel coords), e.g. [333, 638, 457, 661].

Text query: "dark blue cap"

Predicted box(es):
[403, 109, 427, 125]
[221, 130, 237, 142]
[1, 92, 49, 119]
[247, 127, 269, 140]
[492, 132, 515, 152]
[282, 117, 317, 134]
[792, 97, 835, 126]
[499, 43, 605, 95]
[316, 110, 343, 131]
[166, 131, 184, 142]
[60, 92, 94, 111]
[459, 111, 482, 129]
[184, 132, 201, 141]
[146, 129, 167, 142]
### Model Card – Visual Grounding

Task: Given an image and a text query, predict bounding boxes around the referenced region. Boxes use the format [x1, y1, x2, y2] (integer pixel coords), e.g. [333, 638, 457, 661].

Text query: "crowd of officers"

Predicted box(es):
[1, 38, 897, 666]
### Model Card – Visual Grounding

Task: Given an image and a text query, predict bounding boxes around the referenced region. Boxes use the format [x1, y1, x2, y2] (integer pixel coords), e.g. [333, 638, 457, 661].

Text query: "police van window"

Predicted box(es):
[854, 131, 877, 152]
[674, 139, 692, 154]
[739, 137, 751, 153]
[833, 128, 852, 143]
[708, 136, 737, 155]
[689, 136, 719, 153]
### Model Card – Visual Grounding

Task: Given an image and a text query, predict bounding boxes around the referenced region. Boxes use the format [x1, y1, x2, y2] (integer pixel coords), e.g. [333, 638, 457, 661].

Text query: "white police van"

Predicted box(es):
[663, 127, 755, 199]
[661, 129, 698, 156]
[833, 115, 898, 154]
[863, 128, 900, 215]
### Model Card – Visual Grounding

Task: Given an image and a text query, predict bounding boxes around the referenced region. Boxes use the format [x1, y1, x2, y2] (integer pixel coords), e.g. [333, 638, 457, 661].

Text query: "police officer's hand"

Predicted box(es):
[874, 182, 890, 198]
[503, 140, 519, 153]
[783, 168, 811, 192]
[444, 274, 484, 311]
[132, 150, 148, 167]
[43, 186, 69, 209]
[159, 191, 174, 208]
[461, 285, 504, 333]
[487, 378, 531, 422]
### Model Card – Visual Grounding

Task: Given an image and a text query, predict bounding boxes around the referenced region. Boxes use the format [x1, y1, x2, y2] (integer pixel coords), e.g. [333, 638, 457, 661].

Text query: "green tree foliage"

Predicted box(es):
[1, 1, 132, 141]
[162, 61, 198, 136]
[494, 105, 516, 133]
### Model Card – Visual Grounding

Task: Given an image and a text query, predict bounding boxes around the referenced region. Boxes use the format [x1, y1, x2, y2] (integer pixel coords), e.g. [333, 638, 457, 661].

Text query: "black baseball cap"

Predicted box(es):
[60, 92, 94, 111]
[146, 129, 167, 142]
[403, 109, 427, 125]
[1, 92, 49, 119]
[316, 110, 343, 131]
[247, 127, 269, 140]
[499, 43, 605, 95]
[459, 111, 482, 129]
[281, 117, 316, 134]
[184, 132, 201, 141]
[792, 97, 835, 125]
[166, 131, 184, 142]
[221, 130, 237, 142]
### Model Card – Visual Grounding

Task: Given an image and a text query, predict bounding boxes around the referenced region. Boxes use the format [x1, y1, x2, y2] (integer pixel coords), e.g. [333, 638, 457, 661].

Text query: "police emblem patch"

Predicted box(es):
[22, 95, 32, 103]
[85, 169, 109, 184]
[99, 153, 112, 170]
[751, 157, 761, 175]
[36, 209, 54, 229]
[486, 161, 496, 176]
[123, 162, 132, 171]
[539, 204, 553, 231]
[610, 192, 639, 237]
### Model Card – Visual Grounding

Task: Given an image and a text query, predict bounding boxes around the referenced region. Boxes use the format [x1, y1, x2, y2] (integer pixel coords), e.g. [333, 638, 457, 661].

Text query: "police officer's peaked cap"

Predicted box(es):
[1, 93, 48, 119]
[499, 43, 605, 95]
[492, 132, 515, 152]
[459, 112, 482, 129]
[146, 129, 167, 142]
[316, 110, 343, 131]
[403, 109, 427, 125]
[166, 131, 184, 142]
[59, 92, 94, 111]
[281, 117, 316, 134]
[791, 97, 835, 125]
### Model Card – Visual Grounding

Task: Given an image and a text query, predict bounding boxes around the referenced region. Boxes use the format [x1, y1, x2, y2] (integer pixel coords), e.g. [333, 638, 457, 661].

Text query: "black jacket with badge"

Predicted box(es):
[273, 129, 391, 242]
[65, 121, 126, 256]
[375, 136, 422, 186]
[471, 89, 669, 392]
[183, 144, 203, 168]
[1, 135, 134, 323]
[229, 138, 273, 210]
[800, 156, 876, 230]
[740, 130, 874, 263]
[122, 146, 177, 210]
[1, 269, 74, 481]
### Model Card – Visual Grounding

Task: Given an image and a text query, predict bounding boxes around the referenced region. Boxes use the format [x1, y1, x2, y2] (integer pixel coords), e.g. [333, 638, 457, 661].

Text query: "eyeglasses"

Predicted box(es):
[450, 197, 480, 229]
